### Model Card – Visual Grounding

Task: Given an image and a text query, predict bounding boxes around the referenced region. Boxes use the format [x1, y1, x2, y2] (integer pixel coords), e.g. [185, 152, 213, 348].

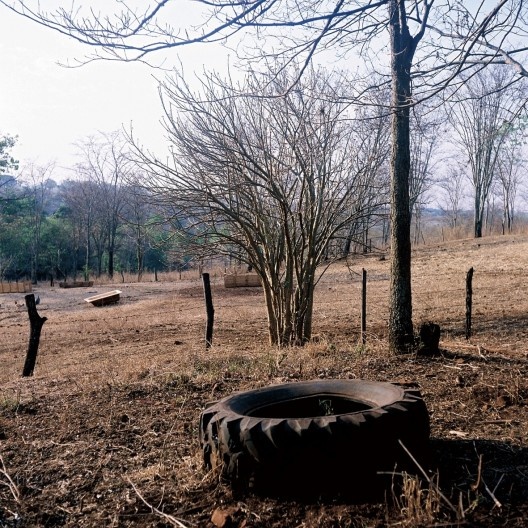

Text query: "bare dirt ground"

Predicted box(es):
[1, 234, 528, 527]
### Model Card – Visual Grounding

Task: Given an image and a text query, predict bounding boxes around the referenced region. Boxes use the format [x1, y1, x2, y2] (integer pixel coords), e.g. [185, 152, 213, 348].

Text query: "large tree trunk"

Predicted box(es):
[388, 0, 415, 354]
[474, 194, 483, 238]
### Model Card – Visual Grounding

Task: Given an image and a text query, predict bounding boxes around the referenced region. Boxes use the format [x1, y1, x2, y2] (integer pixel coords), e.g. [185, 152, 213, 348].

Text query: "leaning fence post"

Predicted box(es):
[22, 294, 48, 377]
[361, 268, 367, 345]
[465, 267, 474, 340]
[202, 272, 214, 349]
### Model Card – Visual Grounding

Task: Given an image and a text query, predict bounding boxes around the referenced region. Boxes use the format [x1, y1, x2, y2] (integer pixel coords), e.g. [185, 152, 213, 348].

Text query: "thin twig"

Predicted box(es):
[470, 454, 482, 491]
[492, 474, 504, 496]
[481, 474, 504, 509]
[472, 443, 502, 509]
[0, 454, 20, 503]
[127, 478, 191, 528]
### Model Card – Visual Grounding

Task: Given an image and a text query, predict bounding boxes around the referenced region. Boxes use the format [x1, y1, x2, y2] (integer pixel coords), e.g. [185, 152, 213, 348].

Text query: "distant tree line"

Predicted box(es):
[0, 158, 181, 283]
[1, 64, 528, 289]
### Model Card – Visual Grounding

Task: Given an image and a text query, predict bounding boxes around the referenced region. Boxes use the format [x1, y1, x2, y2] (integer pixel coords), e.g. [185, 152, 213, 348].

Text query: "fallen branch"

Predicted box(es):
[477, 345, 488, 361]
[483, 474, 503, 509]
[482, 419, 520, 425]
[0, 454, 20, 503]
[127, 478, 191, 528]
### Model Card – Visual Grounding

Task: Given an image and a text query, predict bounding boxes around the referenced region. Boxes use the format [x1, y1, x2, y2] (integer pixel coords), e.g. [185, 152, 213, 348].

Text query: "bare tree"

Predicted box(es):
[120, 182, 155, 281]
[133, 69, 379, 345]
[3, 1, 527, 351]
[61, 178, 98, 281]
[409, 107, 442, 245]
[449, 66, 527, 238]
[75, 131, 131, 277]
[436, 163, 467, 231]
[341, 86, 391, 256]
[497, 128, 525, 233]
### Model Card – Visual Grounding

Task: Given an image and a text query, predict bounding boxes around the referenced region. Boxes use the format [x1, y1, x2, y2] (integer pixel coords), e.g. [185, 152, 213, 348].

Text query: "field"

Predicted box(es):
[1, 234, 528, 527]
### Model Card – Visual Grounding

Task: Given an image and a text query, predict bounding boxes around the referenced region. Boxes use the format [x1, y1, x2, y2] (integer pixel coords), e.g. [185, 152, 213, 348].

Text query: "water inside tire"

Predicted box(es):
[247, 394, 372, 418]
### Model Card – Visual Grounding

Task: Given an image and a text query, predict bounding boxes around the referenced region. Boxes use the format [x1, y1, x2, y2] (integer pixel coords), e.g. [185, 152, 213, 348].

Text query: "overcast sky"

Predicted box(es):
[0, 3, 233, 181]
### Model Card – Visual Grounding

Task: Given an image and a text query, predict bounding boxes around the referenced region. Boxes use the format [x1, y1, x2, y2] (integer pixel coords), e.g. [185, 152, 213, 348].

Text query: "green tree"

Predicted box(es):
[0, 195, 32, 279]
[0, 134, 18, 175]
[21, 162, 56, 283]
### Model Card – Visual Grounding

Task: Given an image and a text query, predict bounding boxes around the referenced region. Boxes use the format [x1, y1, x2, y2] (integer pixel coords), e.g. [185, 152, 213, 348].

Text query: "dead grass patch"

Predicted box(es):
[1, 234, 528, 526]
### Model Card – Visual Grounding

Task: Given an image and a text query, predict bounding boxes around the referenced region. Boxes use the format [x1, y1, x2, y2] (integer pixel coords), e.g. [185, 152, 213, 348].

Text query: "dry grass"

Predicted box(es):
[1, 234, 528, 526]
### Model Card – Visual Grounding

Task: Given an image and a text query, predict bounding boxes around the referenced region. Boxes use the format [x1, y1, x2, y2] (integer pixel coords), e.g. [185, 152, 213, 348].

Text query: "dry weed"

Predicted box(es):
[391, 472, 444, 527]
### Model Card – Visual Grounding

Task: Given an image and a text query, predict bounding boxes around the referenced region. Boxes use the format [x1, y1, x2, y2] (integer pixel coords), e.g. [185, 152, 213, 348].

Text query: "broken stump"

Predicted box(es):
[417, 322, 441, 356]
[22, 293, 48, 377]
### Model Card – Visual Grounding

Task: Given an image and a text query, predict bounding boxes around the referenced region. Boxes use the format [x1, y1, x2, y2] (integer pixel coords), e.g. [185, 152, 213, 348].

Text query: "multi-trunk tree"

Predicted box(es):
[133, 69, 380, 346]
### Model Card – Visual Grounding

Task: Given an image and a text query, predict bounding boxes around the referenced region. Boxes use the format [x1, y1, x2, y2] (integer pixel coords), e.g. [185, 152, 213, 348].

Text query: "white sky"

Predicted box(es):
[0, 3, 232, 181]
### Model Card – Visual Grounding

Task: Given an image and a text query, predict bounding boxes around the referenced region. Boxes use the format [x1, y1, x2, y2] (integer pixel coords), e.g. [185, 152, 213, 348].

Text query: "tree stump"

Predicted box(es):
[417, 322, 440, 356]
[22, 294, 48, 377]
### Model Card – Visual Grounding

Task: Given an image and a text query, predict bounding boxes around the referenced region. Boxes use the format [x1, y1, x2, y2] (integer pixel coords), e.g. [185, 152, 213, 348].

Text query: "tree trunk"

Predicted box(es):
[474, 193, 483, 238]
[388, 0, 415, 354]
[302, 285, 315, 344]
[108, 248, 115, 278]
[84, 229, 91, 282]
[97, 252, 103, 277]
[343, 231, 353, 256]
[263, 282, 280, 345]
[475, 216, 483, 238]
[136, 226, 144, 281]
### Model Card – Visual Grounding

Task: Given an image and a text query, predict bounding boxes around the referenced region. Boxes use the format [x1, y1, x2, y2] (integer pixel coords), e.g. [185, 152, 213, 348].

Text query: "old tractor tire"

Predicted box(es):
[199, 379, 430, 498]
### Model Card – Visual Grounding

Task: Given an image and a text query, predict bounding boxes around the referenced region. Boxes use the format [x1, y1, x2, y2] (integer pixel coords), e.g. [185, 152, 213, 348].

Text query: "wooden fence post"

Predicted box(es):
[202, 273, 214, 349]
[465, 267, 474, 340]
[361, 268, 367, 345]
[22, 294, 48, 377]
